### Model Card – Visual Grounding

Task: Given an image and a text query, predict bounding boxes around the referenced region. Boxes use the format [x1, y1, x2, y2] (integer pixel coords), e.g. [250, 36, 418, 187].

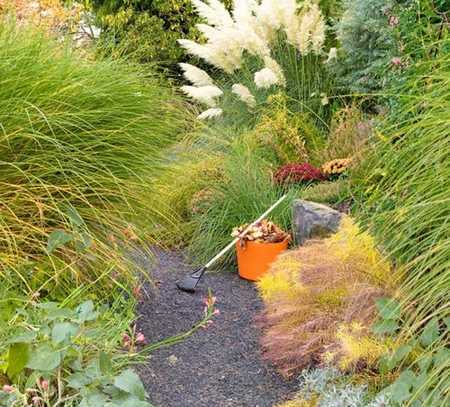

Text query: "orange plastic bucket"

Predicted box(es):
[236, 239, 289, 281]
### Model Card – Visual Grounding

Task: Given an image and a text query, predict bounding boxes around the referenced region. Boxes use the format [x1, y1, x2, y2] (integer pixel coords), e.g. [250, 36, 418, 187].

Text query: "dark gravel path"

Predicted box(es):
[134, 249, 298, 407]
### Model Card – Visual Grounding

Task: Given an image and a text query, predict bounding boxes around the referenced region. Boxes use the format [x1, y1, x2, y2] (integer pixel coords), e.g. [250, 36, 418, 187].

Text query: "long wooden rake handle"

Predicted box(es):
[204, 194, 288, 269]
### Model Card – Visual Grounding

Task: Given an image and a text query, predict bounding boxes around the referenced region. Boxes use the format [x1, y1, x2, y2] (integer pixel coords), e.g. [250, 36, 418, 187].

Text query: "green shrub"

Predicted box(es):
[90, 0, 232, 67]
[0, 21, 187, 298]
[301, 179, 350, 205]
[352, 46, 449, 404]
[333, 0, 447, 94]
[333, 0, 401, 93]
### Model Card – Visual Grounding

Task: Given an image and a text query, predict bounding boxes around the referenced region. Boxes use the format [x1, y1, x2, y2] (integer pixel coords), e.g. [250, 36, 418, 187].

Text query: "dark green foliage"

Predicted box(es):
[333, 0, 401, 93]
[333, 0, 447, 94]
[89, 0, 231, 68]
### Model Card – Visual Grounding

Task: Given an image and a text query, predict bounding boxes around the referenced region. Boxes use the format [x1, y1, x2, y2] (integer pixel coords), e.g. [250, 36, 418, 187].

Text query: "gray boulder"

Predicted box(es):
[292, 199, 342, 245]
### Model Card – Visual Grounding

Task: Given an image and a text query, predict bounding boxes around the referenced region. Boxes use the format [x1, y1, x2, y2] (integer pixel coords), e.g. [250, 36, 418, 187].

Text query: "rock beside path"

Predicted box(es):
[133, 249, 298, 407]
[292, 199, 342, 245]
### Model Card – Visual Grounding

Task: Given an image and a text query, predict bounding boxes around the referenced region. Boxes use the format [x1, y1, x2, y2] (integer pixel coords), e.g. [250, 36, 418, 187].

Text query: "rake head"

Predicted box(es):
[176, 267, 207, 293]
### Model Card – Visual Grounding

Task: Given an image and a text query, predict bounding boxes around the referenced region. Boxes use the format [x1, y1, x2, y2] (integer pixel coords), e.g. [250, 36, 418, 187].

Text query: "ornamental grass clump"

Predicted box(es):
[352, 46, 450, 404]
[177, 0, 331, 121]
[257, 217, 395, 377]
[0, 22, 187, 297]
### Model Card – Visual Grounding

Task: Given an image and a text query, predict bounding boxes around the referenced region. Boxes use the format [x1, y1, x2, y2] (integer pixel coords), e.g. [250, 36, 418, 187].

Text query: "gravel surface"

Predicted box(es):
[134, 249, 298, 407]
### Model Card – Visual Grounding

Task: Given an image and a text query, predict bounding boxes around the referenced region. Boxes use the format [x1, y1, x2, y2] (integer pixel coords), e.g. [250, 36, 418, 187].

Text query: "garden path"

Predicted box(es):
[134, 249, 298, 407]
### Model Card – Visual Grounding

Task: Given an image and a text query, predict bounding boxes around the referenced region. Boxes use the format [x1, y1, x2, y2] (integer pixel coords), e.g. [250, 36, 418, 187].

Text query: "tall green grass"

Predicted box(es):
[352, 47, 449, 404]
[187, 135, 298, 267]
[0, 21, 188, 298]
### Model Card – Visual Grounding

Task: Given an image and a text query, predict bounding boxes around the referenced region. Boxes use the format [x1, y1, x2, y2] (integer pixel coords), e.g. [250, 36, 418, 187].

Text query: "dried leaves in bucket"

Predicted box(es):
[232, 219, 290, 243]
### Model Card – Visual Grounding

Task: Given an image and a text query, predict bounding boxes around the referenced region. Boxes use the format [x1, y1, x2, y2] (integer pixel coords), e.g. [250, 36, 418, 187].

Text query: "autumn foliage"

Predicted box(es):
[257, 217, 396, 377]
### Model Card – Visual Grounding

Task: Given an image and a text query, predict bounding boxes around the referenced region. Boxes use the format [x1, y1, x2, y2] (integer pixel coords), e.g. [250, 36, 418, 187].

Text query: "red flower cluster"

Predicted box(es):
[274, 163, 325, 185]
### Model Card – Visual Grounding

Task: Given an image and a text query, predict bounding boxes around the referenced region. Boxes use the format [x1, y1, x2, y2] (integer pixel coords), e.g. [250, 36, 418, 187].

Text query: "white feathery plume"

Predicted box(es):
[232, 83, 256, 107]
[254, 67, 279, 88]
[179, 63, 214, 86]
[282, 0, 301, 45]
[326, 47, 337, 63]
[196, 23, 220, 40]
[297, 6, 315, 55]
[254, 0, 284, 43]
[208, 26, 245, 72]
[181, 85, 223, 107]
[263, 56, 286, 87]
[239, 25, 271, 57]
[209, 0, 234, 26]
[178, 38, 240, 73]
[232, 0, 270, 57]
[296, 3, 326, 55]
[255, 0, 299, 43]
[192, 0, 233, 28]
[178, 39, 211, 61]
[233, 0, 258, 26]
[198, 108, 223, 120]
[310, 4, 326, 53]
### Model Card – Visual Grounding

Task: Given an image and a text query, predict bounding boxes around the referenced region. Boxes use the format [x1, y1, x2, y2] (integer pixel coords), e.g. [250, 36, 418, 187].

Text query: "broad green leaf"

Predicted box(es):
[110, 394, 151, 407]
[375, 297, 401, 320]
[79, 390, 108, 407]
[76, 301, 98, 323]
[391, 344, 412, 364]
[45, 307, 74, 321]
[65, 205, 85, 227]
[99, 352, 113, 376]
[47, 230, 72, 254]
[444, 317, 450, 331]
[378, 354, 395, 374]
[372, 319, 399, 335]
[7, 343, 29, 379]
[75, 231, 93, 252]
[37, 302, 59, 310]
[419, 318, 440, 347]
[6, 331, 36, 344]
[417, 353, 433, 372]
[433, 348, 450, 366]
[389, 370, 416, 403]
[67, 372, 92, 389]
[26, 344, 61, 371]
[113, 369, 146, 400]
[51, 322, 79, 344]
[85, 359, 102, 380]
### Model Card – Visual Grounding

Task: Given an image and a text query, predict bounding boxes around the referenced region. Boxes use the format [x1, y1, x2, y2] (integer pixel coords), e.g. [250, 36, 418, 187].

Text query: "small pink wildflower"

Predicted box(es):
[388, 15, 399, 26]
[122, 333, 131, 348]
[391, 57, 402, 67]
[40, 379, 49, 391]
[202, 320, 214, 329]
[2, 385, 14, 393]
[203, 295, 217, 307]
[213, 309, 220, 316]
[136, 332, 146, 344]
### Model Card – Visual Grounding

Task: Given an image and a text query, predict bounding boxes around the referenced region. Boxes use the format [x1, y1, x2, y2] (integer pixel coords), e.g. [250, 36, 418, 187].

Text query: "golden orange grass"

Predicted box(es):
[257, 218, 396, 377]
